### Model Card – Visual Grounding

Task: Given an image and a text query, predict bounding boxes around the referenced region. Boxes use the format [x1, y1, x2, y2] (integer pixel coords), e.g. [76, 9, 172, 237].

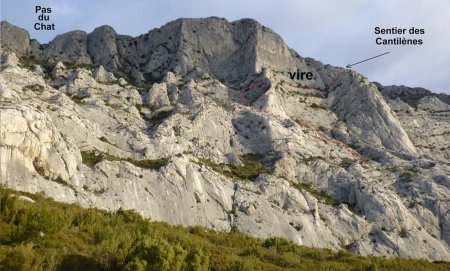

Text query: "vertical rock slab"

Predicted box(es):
[0, 21, 30, 55]
[42, 30, 92, 64]
[87, 25, 120, 70]
[327, 71, 416, 154]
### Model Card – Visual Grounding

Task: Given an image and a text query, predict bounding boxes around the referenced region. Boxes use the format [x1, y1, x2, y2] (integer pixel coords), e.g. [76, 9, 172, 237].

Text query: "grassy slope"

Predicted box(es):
[0, 188, 448, 271]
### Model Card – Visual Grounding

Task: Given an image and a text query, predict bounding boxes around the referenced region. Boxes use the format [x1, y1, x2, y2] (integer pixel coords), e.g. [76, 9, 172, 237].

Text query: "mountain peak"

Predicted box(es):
[1, 18, 296, 84]
[1, 17, 450, 262]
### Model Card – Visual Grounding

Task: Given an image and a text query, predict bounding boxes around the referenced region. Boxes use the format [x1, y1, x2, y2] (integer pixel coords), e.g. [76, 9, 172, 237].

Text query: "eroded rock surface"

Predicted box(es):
[1, 18, 449, 261]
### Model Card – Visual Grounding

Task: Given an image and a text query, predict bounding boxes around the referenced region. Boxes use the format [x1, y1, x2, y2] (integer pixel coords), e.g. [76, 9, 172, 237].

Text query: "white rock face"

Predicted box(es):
[1, 50, 19, 67]
[87, 25, 120, 70]
[1, 18, 449, 261]
[44, 31, 92, 64]
[93, 65, 117, 83]
[0, 106, 80, 182]
[327, 72, 416, 154]
[147, 82, 170, 109]
[0, 21, 30, 55]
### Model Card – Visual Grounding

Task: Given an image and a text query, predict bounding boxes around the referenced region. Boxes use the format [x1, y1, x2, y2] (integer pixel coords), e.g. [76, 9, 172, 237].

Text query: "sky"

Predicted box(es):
[1, 0, 449, 94]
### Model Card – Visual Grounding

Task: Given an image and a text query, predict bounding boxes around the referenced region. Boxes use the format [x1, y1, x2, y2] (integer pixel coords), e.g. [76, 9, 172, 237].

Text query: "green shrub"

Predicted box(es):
[310, 103, 326, 110]
[124, 257, 147, 271]
[185, 247, 210, 271]
[98, 136, 117, 147]
[18, 56, 53, 78]
[57, 254, 103, 271]
[80, 151, 104, 166]
[292, 182, 338, 206]
[339, 157, 354, 169]
[150, 109, 174, 126]
[399, 228, 408, 238]
[298, 155, 325, 165]
[263, 237, 298, 253]
[143, 240, 178, 271]
[80, 150, 168, 170]
[400, 170, 417, 182]
[23, 84, 45, 92]
[71, 95, 85, 105]
[126, 157, 168, 170]
[0, 188, 449, 271]
[0, 244, 46, 271]
[197, 154, 269, 181]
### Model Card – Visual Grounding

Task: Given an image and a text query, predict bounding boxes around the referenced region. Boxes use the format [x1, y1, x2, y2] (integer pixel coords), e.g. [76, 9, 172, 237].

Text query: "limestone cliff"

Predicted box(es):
[1, 18, 449, 261]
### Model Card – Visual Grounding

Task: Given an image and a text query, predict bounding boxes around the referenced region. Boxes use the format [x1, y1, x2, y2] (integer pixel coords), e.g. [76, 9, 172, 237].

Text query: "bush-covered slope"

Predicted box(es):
[0, 188, 448, 271]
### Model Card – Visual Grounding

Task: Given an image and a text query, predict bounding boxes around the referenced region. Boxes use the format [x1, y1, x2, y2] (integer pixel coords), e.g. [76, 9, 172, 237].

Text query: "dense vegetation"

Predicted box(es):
[1, 188, 448, 271]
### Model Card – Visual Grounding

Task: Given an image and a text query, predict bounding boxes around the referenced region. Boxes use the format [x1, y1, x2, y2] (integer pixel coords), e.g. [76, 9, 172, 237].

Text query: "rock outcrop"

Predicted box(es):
[1, 18, 449, 261]
[0, 21, 30, 55]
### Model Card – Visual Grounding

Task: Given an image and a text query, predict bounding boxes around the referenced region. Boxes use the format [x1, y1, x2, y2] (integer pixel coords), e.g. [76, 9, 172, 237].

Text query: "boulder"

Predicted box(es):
[51, 61, 67, 78]
[93, 65, 116, 83]
[147, 82, 170, 109]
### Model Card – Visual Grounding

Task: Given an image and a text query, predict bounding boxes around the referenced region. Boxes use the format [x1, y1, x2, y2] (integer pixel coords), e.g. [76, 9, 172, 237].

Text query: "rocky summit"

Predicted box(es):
[1, 17, 449, 261]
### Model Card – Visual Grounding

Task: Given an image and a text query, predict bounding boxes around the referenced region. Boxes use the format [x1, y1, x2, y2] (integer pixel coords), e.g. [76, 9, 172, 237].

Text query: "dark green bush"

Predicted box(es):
[23, 84, 45, 92]
[80, 150, 168, 170]
[339, 157, 354, 169]
[197, 153, 269, 181]
[292, 182, 338, 206]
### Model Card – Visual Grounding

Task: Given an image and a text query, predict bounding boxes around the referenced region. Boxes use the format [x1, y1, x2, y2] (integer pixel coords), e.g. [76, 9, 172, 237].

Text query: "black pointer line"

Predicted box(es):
[346, 52, 390, 68]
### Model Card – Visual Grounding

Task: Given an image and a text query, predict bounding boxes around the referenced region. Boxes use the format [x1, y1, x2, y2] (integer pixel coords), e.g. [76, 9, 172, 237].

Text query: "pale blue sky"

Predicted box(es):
[1, 0, 449, 94]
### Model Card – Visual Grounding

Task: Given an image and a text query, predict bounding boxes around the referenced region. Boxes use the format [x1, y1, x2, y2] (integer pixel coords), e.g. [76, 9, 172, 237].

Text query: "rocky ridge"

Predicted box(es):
[1, 18, 449, 261]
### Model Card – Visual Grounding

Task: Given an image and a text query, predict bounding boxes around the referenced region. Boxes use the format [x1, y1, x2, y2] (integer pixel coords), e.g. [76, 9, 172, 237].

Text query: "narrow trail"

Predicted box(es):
[239, 68, 348, 105]
[237, 69, 367, 167]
